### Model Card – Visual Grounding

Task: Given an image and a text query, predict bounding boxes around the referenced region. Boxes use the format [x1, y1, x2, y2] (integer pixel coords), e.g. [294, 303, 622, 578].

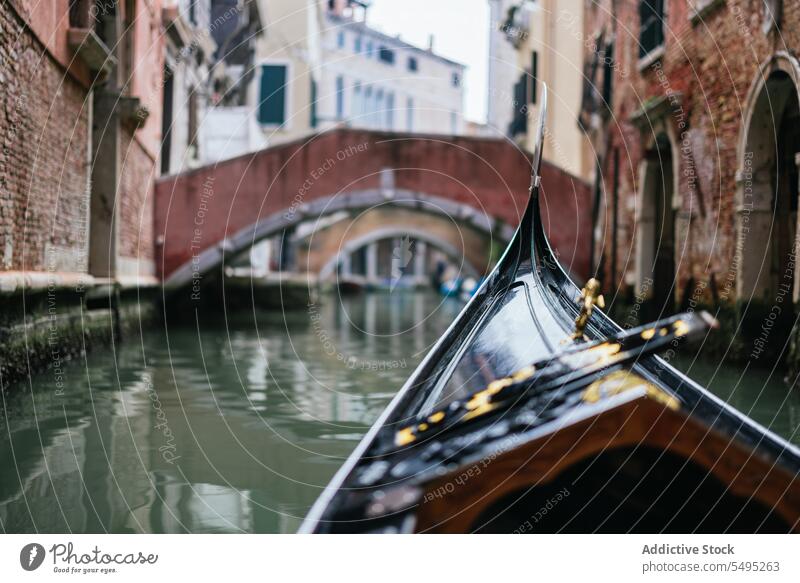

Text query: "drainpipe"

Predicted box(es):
[589, 155, 602, 279]
[611, 147, 619, 290]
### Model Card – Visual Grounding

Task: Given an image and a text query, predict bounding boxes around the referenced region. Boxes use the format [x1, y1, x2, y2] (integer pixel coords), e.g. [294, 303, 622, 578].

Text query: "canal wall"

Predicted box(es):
[0, 273, 158, 390]
[0, 1, 163, 391]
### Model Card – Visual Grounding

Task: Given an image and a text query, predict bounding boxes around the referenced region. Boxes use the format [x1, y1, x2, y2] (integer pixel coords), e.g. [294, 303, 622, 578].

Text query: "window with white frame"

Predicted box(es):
[386, 92, 395, 129]
[352, 81, 362, 118]
[364, 85, 373, 124]
[336, 75, 345, 120]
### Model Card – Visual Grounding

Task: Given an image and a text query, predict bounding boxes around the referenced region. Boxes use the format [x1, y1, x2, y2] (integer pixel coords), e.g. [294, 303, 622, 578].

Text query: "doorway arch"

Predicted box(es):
[636, 132, 677, 313]
[736, 53, 800, 310]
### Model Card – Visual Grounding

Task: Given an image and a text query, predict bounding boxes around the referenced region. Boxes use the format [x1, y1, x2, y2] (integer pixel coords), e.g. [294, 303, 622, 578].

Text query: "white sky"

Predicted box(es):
[366, 0, 490, 124]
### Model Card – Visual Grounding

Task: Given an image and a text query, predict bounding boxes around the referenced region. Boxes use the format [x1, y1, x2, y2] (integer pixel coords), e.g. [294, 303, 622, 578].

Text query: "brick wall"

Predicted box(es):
[0, 1, 91, 273]
[119, 128, 156, 270]
[588, 0, 800, 305]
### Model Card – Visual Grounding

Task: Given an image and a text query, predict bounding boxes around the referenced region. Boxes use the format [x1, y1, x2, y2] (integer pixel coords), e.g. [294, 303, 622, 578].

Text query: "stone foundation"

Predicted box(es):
[0, 276, 158, 391]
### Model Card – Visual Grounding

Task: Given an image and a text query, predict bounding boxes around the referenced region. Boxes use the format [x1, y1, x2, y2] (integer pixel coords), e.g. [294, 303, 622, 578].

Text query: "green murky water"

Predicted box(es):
[1, 291, 798, 533]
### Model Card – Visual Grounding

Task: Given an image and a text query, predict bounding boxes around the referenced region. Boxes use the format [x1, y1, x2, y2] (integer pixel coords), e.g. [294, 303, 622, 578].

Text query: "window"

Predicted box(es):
[406, 97, 414, 131]
[639, 0, 665, 58]
[379, 47, 395, 65]
[337, 30, 345, 49]
[408, 56, 418, 72]
[188, 86, 198, 149]
[335, 75, 345, 120]
[354, 35, 363, 53]
[188, 0, 198, 25]
[258, 64, 288, 125]
[68, 0, 92, 28]
[386, 92, 395, 129]
[762, 0, 783, 33]
[160, 66, 174, 174]
[602, 42, 614, 109]
[92, 0, 116, 45]
[123, 0, 136, 90]
[452, 72, 461, 88]
[364, 85, 373, 123]
[508, 73, 529, 137]
[310, 78, 318, 129]
[530, 51, 538, 104]
[352, 81, 362, 118]
[366, 40, 374, 58]
[376, 88, 384, 128]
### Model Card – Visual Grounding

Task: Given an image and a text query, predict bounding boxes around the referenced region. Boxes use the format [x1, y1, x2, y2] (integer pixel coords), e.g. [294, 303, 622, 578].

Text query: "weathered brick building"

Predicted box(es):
[581, 0, 800, 361]
[1, 1, 164, 383]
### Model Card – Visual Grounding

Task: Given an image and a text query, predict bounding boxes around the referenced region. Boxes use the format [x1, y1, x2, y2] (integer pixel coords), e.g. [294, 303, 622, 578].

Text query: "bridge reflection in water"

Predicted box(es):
[0, 291, 463, 533]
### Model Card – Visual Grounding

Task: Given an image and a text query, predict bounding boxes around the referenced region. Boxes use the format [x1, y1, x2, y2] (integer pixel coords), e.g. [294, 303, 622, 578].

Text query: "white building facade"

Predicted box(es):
[253, 0, 466, 146]
[316, 8, 466, 135]
[161, 0, 217, 174]
[201, 0, 266, 163]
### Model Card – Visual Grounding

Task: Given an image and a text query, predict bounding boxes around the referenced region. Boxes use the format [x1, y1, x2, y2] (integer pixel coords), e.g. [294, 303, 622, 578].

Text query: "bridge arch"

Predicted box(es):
[155, 128, 593, 293]
[317, 226, 481, 281]
[164, 189, 512, 291]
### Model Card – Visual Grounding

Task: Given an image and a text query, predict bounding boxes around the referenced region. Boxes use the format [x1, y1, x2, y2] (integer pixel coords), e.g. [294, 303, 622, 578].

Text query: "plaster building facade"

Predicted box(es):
[492, 0, 594, 182]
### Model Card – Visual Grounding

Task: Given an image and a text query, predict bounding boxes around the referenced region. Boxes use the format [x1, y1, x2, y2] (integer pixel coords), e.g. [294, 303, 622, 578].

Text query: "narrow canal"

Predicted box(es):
[1, 291, 799, 533]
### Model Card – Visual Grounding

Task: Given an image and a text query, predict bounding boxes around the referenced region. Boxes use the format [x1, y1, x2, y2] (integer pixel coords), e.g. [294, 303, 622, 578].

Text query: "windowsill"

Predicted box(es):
[689, 0, 725, 25]
[637, 45, 665, 72]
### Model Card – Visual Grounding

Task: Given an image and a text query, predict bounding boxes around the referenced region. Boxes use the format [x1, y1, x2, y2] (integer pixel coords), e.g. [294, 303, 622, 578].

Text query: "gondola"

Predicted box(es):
[300, 87, 800, 534]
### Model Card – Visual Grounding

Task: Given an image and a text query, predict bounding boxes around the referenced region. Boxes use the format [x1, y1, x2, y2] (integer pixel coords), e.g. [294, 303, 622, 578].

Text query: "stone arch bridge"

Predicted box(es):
[155, 128, 591, 291]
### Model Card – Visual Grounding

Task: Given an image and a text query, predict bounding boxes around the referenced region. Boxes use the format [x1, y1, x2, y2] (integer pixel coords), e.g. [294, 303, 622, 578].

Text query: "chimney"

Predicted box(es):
[427, 34, 434, 52]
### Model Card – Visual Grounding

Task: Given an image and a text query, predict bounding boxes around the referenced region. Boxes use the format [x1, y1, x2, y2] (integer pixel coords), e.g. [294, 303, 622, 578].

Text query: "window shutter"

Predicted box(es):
[259, 65, 287, 125]
[310, 78, 318, 129]
[602, 41, 614, 108]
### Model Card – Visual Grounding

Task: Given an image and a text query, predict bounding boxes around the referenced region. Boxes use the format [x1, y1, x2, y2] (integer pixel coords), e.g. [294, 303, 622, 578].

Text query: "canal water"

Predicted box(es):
[1, 291, 799, 533]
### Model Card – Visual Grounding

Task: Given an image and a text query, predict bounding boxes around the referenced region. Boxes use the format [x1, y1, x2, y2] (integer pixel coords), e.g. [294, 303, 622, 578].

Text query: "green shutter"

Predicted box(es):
[259, 65, 287, 125]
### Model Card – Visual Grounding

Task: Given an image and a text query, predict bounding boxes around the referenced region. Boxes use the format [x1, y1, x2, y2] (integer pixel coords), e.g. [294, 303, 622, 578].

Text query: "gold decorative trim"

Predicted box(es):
[582, 370, 680, 411]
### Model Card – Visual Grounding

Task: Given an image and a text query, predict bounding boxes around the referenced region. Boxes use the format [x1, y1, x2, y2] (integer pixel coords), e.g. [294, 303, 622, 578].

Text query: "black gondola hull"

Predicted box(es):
[300, 88, 800, 534]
